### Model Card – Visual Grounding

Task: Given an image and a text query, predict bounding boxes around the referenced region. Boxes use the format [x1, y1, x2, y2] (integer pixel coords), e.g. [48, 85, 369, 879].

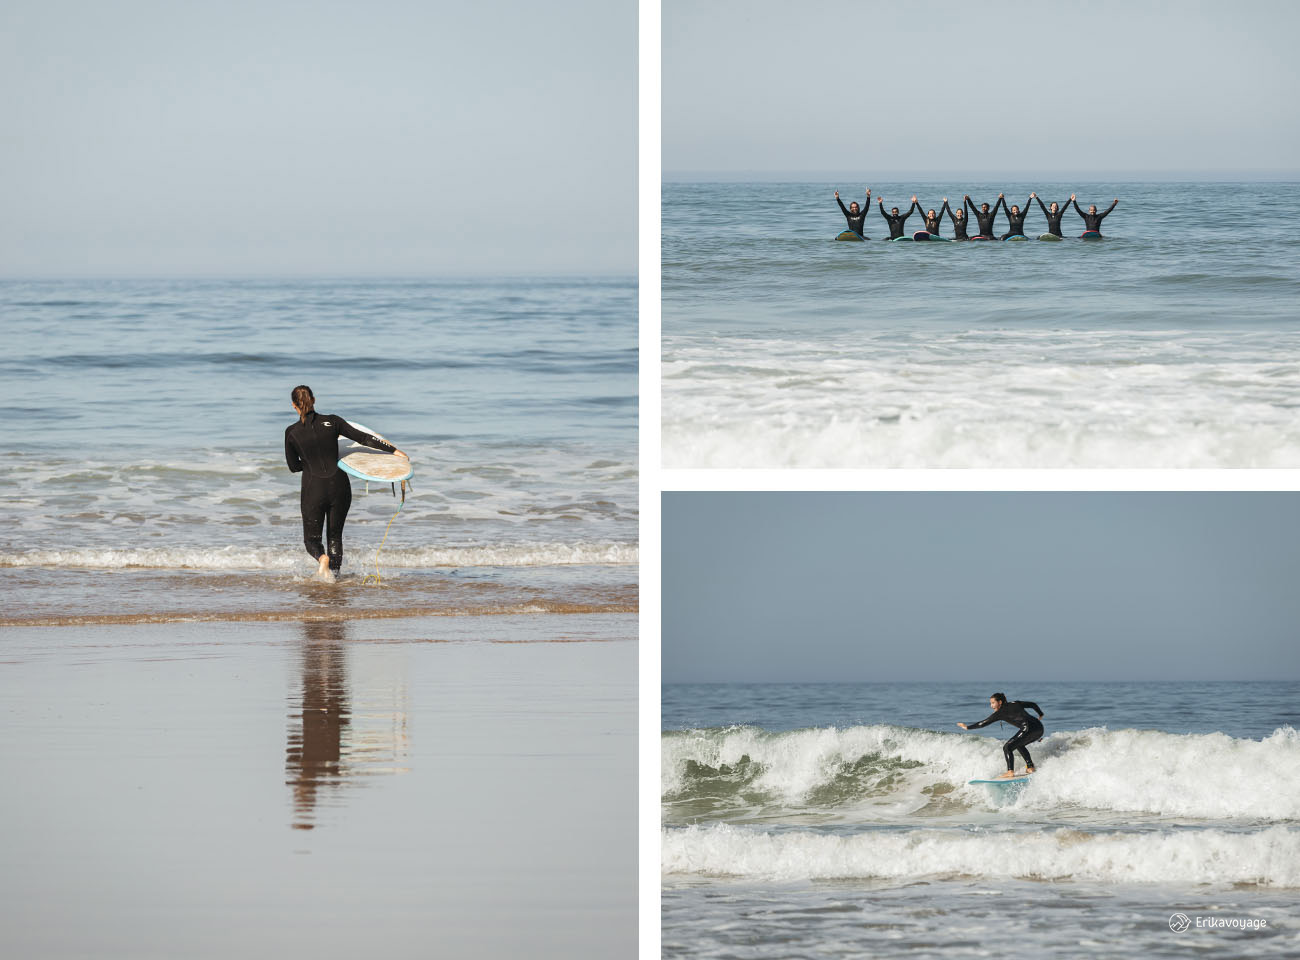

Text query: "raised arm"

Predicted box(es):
[940, 199, 951, 219]
[993, 195, 1006, 216]
[1071, 198, 1084, 218]
[337, 418, 397, 453]
[1035, 195, 1049, 217]
[1099, 199, 1119, 219]
[878, 198, 890, 221]
[836, 196, 851, 217]
[284, 428, 303, 473]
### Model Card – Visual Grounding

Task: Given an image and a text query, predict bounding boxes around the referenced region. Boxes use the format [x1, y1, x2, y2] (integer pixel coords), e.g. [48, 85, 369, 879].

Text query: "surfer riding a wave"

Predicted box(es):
[285, 385, 407, 582]
[958, 692, 1046, 778]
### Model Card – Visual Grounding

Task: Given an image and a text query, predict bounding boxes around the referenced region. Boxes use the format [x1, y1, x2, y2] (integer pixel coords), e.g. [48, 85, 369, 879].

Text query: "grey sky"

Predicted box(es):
[663, 493, 1300, 682]
[0, 0, 634, 277]
[664, 0, 1300, 178]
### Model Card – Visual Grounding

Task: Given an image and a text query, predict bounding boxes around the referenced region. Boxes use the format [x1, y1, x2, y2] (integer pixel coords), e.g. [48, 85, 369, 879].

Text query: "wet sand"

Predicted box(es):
[0, 614, 636, 959]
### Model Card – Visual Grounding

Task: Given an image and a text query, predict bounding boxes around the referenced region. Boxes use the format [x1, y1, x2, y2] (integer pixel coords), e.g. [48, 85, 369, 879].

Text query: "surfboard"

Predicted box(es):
[913, 231, 934, 241]
[1081, 231, 1104, 240]
[338, 421, 413, 484]
[1003, 235, 1029, 241]
[1038, 233, 1062, 241]
[969, 235, 994, 241]
[836, 230, 865, 241]
[890, 235, 913, 241]
[969, 774, 1033, 784]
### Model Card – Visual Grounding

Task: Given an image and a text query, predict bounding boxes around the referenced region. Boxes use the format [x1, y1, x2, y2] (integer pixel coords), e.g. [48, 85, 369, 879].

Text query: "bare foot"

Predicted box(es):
[315, 556, 335, 583]
[996, 771, 1018, 779]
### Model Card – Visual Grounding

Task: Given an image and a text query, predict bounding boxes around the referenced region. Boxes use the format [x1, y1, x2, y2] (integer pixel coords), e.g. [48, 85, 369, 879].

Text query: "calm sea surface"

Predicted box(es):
[663, 181, 1300, 467]
[663, 681, 1300, 958]
[0, 277, 636, 623]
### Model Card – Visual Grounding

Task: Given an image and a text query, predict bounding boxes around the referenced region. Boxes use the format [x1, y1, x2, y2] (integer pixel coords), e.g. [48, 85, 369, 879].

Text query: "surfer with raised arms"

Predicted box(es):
[957, 692, 1045, 778]
[964, 194, 1005, 239]
[835, 189, 871, 238]
[878, 195, 920, 240]
[1072, 197, 1120, 236]
[285, 385, 408, 582]
[919, 201, 946, 236]
[948, 198, 970, 240]
[1034, 193, 1073, 238]
[1001, 196, 1032, 239]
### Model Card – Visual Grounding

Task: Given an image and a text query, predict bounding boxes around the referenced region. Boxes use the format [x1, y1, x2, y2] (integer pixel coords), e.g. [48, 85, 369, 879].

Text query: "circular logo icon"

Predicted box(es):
[1169, 913, 1191, 932]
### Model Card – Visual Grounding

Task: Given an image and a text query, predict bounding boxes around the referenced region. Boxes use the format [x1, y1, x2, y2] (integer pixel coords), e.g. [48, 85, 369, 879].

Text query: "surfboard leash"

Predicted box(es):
[362, 478, 408, 587]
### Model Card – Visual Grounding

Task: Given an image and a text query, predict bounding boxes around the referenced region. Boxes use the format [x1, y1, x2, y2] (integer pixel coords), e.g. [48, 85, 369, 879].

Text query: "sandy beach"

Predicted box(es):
[0, 613, 636, 959]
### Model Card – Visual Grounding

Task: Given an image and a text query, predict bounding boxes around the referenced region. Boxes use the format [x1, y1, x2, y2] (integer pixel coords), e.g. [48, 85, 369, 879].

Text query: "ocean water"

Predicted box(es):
[0, 277, 637, 623]
[662, 682, 1300, 958]
[662, 181, 1300, 467]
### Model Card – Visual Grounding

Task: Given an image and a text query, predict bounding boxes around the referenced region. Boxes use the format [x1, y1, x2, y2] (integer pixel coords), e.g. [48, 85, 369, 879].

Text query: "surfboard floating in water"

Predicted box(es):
[836, 230, 865, 241]
[1038, 233, 1063, 241]
[338, 421, 413, 484]
[1003, 235, 1029, 241]
[1081, 231, 1104, 240]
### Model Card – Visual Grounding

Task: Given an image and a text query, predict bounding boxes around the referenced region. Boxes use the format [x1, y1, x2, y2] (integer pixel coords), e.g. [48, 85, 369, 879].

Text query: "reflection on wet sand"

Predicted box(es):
[285, 620, 410, 830]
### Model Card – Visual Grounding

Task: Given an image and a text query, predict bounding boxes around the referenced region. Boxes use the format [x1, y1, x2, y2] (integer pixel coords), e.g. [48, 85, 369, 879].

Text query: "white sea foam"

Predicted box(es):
[0, 541, 637, 570]
[663, 724, 1300, 821]
[662, 822, 1300, 886]
[662, 331, 1300, 468]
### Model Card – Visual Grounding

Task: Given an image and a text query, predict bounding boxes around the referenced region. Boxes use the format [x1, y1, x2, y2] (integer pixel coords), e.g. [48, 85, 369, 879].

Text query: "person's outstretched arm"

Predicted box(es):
[285, 428, 303, 473]
[1100, 198, 1119, 219]
[1071, 198, 1084, 218]
[993, 194, 1006, 217]
[878, 198, 889, 222]
[960, 711, 1000, 730]
[940, 199, 951, 221]
[337, 418, 400, 455]
[1035, 195, 1048, 217]
[836, 194, 851, 218]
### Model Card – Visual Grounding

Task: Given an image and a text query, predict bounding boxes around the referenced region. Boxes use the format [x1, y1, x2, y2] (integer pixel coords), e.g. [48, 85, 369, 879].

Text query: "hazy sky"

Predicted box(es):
[664, 0, 1300, 178]
[0, 0, 635, 276]
[663, 493, 1300, 682]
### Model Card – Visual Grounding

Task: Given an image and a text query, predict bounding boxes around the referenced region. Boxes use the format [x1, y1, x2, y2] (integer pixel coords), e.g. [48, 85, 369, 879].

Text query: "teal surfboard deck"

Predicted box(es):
[836, 230, 865, 241]
[1038, 233, 1062, 241]
[890, 236, 914, 241]
[1081, 231, 1104, 240]
[969, 774, 1033, 785]
[1003, 235, 1029, 241]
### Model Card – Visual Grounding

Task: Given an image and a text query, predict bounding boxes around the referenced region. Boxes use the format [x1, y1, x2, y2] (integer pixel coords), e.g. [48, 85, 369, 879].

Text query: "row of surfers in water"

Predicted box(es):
[834, 189, 1120, 240]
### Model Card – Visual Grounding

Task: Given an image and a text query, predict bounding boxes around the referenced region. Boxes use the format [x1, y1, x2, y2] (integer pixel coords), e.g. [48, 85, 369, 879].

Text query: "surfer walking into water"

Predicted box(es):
[1073, 197, 1119, 235]
[958, 693, 1045, 778]
[878, 195, 920, 240]
[1034, 193, 1073, 238]
[835, 189, 871, 238]
[284, 385, 407, 582]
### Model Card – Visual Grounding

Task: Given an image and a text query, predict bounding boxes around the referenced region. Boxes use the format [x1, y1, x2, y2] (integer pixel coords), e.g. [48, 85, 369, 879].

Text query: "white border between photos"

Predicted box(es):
[637, 2, 1299, 956]
[637, 1, 662, 957]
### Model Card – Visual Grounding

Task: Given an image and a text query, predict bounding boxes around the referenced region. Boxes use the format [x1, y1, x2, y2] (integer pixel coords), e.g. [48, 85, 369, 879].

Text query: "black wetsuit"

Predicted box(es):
[1035, 197, 1069, 237]
[920, 205, 944, 235]
[836, 197, 870, 238]
[966, 700, 1045, 771]
[879, 200, 919, 239]
[1072, 199, 1118, 234]
[285, 411, 395, 571]
[1001, 199, 1031, 239]
[949, 201, 971, 240]
[968, 197, 1004, 238]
